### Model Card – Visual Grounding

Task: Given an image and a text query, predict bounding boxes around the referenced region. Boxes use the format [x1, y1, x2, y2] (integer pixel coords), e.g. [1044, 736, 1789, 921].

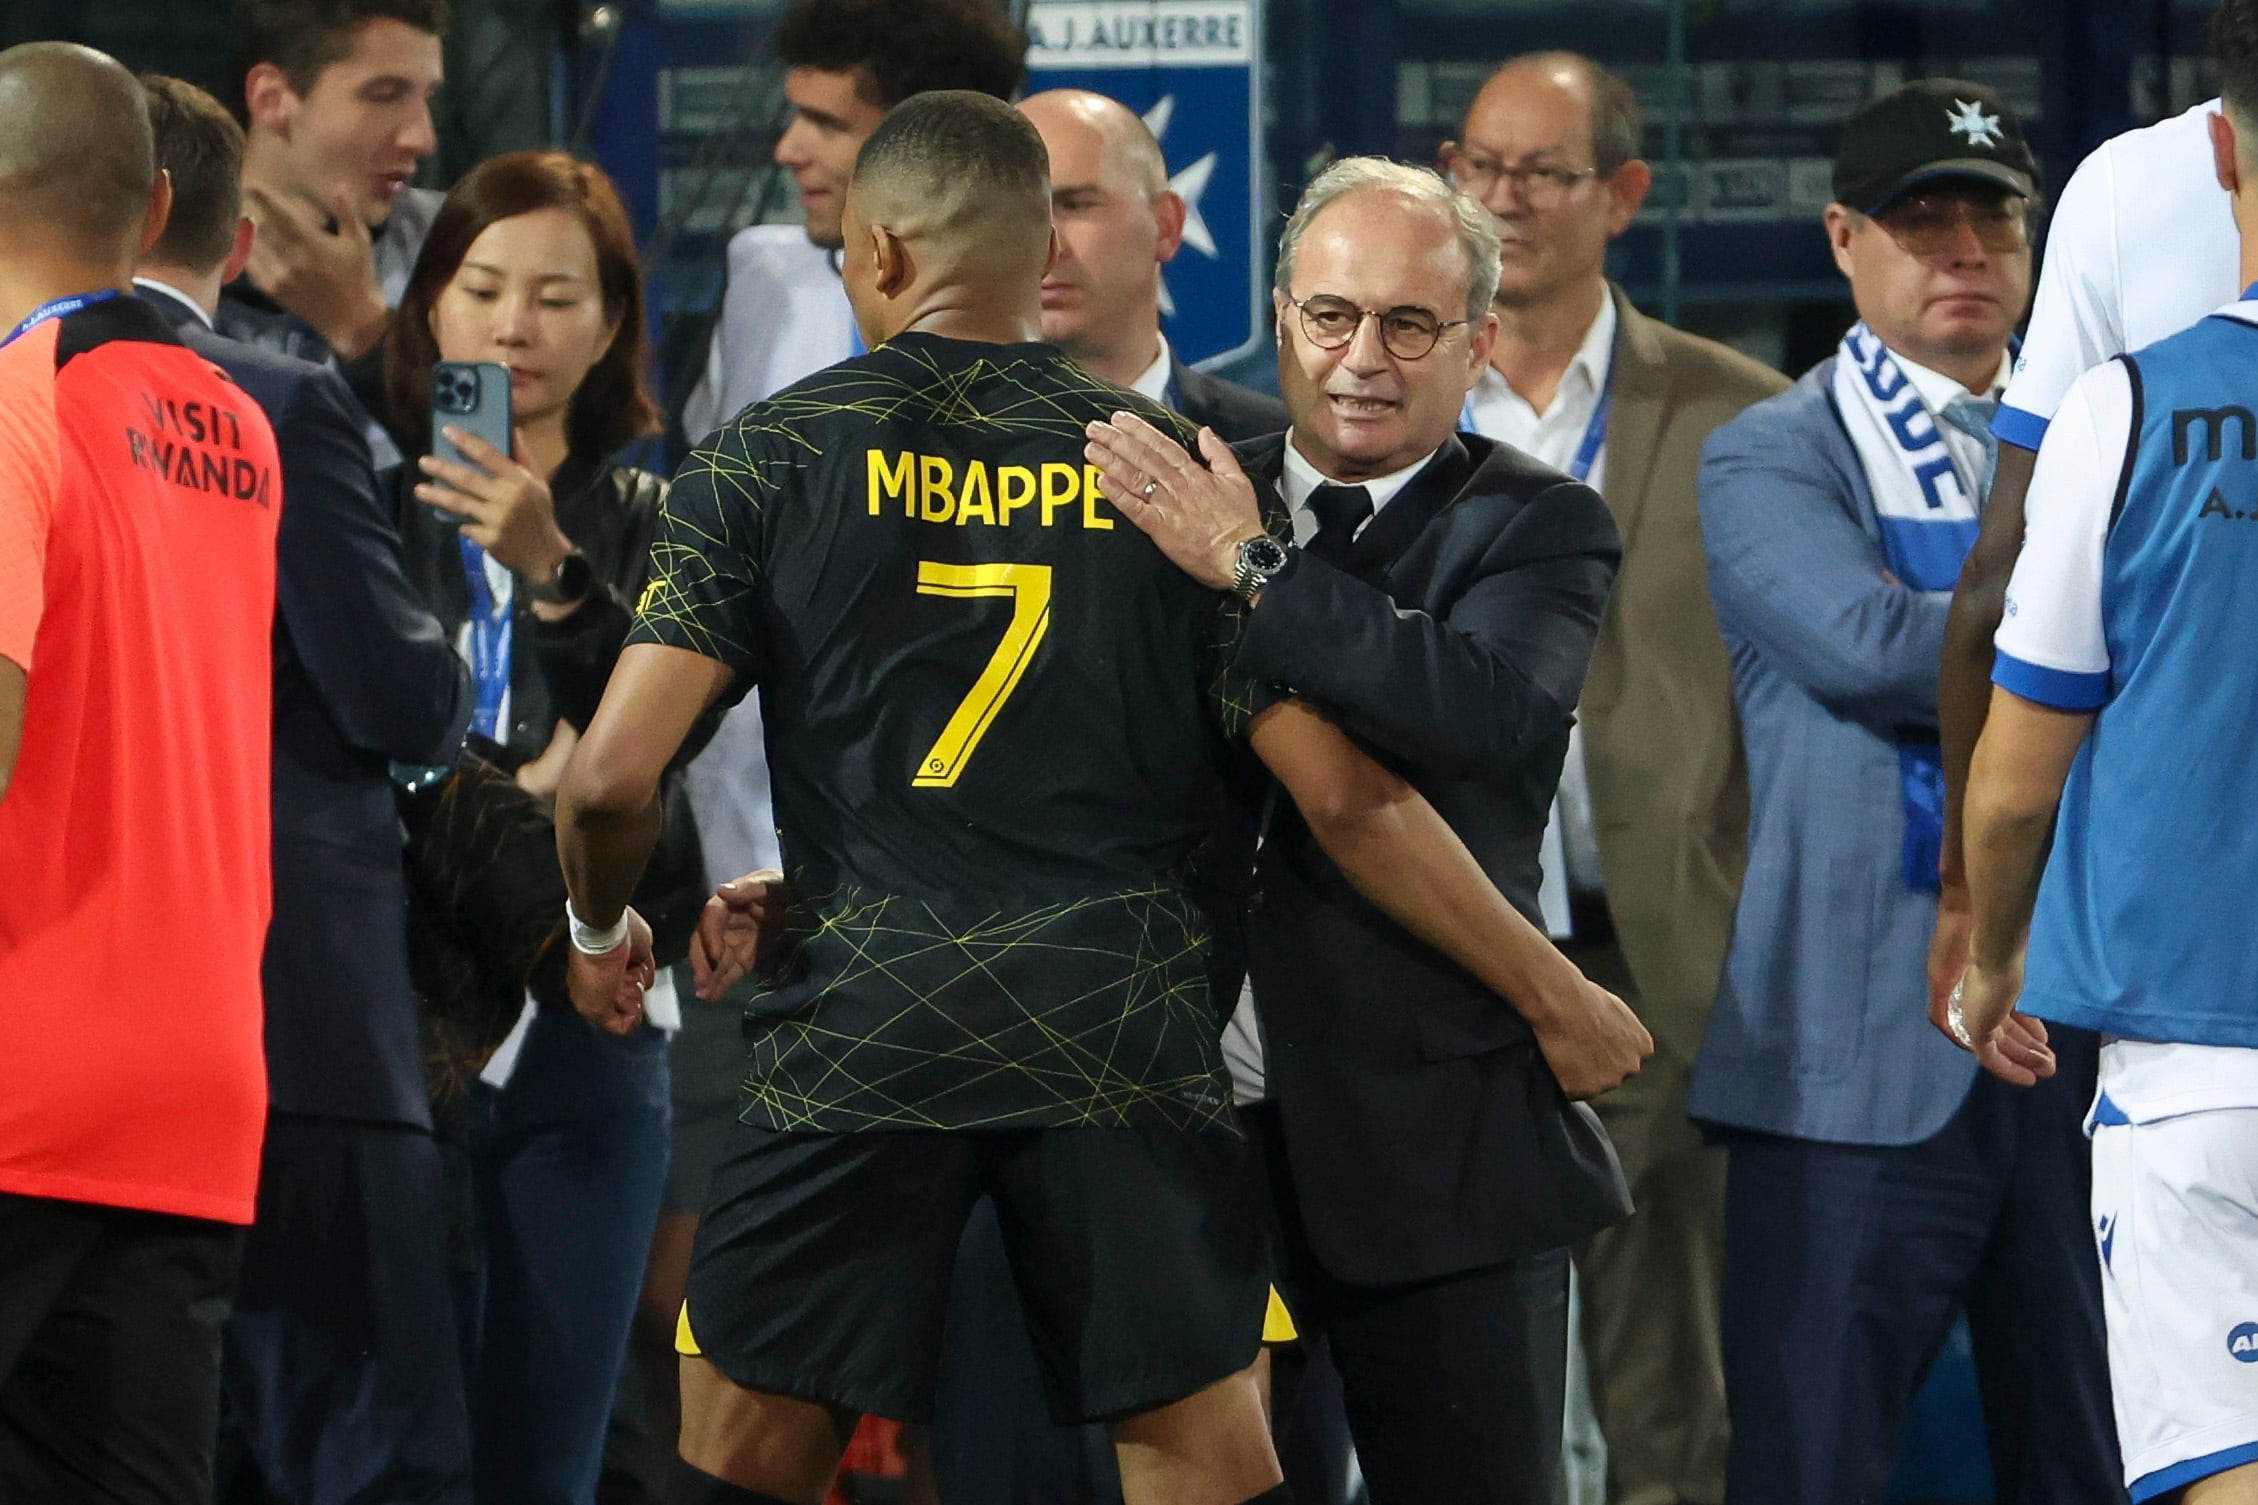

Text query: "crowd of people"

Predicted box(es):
[0, 1, 2253, 1504]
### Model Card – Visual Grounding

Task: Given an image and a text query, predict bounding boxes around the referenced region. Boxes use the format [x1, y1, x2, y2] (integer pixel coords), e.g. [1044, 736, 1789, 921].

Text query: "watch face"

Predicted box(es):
[1244, 536, 1289, 574]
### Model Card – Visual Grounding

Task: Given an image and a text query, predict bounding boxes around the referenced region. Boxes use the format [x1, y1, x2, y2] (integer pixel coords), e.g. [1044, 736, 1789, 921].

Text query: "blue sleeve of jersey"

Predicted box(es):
[1991, 403, 2050, 452]
[1992, 648, 2110, 709]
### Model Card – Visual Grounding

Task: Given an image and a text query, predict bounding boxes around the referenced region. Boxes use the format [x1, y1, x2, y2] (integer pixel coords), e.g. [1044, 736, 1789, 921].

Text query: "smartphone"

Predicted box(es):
[429, 359, 513, 486]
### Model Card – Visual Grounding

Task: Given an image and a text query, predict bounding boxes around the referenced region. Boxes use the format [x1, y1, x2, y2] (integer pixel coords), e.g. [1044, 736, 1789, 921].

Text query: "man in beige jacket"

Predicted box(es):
[1440, 53, 1787, 1505]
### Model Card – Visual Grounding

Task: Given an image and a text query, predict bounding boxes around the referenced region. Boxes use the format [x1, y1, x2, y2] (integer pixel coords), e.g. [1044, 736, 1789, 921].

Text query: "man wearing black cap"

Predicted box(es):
[1686, 80, 2129, 1504]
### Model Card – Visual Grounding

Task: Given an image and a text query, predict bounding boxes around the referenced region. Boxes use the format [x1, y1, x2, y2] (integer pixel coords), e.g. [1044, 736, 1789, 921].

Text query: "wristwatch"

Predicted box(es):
[525, 549, 593, 608]
[1231, 535, 1292, 604]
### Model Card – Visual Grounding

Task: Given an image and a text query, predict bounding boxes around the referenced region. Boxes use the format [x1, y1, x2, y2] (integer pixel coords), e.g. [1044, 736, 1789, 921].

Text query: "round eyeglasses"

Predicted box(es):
[1285, 294, 1470, 361]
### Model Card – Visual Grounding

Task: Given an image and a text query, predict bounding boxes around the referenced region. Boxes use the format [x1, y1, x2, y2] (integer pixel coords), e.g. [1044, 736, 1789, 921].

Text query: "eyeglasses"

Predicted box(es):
[1285, 294, 1469, 361]
[1869, 191, 2031, 258]
[1442, 147, 1600, 210]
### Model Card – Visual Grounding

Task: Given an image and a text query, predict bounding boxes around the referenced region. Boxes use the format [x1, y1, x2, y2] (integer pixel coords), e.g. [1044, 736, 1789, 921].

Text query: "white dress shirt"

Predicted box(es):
[1222, 434, 1448, 1105]
[1457, 293, 1617, 937]
[1462, 289, 1617, 495]
[1129, 336, 1174, 405]
[132, 277, 214, 329]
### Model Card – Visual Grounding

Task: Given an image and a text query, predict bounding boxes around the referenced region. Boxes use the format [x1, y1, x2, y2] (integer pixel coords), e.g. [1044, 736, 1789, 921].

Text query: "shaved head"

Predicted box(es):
[0, 43, 158, 261]
[847, 89, 1051, 271]
[1016, 88, 1186, 381]
[1020, 89, 1167, 199]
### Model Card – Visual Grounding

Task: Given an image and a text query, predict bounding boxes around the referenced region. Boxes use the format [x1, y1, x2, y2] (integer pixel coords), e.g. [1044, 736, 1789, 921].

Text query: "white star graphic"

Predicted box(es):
[1945, 99, 2003, 149]
[1143, 95, 1219, 318]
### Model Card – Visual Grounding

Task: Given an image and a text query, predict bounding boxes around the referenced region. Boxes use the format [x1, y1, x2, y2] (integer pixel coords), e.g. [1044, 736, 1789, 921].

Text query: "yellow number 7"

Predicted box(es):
[912, 561, 1053, 788]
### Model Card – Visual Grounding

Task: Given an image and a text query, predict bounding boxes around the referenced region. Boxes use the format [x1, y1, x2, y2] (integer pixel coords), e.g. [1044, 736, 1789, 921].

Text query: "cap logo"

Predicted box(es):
[1946, 99, 2004, 149]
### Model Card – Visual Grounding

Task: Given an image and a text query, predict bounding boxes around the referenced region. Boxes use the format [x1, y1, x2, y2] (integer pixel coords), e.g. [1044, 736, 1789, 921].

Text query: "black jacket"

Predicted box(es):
[1171, 357, 1285, 442]
[394, 453, 713, 956]
[140, 286, 475, 1129]
[1231, 432, 1632, 1284]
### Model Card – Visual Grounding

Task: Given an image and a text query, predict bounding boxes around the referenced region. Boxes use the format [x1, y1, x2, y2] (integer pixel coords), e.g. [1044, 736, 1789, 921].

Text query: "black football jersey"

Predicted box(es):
[629, 332, 1277, 1132]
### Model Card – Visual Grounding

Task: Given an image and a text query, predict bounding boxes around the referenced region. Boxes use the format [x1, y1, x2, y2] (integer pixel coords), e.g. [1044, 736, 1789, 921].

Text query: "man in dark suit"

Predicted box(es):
[1086, 156, 1647, 1505]
[134, 75, 477, 1504]
[1022, 88, 1285, 440]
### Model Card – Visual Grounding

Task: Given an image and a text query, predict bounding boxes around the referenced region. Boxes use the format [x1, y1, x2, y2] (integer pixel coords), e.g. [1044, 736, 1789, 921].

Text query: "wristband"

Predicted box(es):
[567, 899, 631, 956]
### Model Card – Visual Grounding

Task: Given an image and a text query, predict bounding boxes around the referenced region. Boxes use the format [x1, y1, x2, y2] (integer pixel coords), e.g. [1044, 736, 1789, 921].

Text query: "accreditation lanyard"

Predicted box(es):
[1461, 354, 1613, 485]
[3, 289, 121, 349]
[457, 537, 513, 740]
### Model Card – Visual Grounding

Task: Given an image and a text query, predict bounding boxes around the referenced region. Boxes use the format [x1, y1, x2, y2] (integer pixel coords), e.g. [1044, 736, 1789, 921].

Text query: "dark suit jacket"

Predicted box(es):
[1170, 357, 1285, 442]
[140, 285, 472, 1129]
[1230, 431, 1632, 1286]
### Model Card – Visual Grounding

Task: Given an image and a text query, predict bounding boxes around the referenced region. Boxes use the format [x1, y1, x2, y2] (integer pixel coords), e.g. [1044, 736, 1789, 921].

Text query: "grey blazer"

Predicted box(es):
[1685, 359, 1979, 1147]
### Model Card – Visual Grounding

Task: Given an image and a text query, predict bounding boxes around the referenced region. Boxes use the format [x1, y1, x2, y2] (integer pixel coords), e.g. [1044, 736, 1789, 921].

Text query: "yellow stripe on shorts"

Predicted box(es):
[1263, 1284, 1298, 1345]
[676, 1302, 702, 1357]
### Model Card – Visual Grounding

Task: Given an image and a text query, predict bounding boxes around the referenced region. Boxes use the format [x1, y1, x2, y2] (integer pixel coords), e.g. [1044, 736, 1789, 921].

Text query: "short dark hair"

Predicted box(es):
[1489, 51, 1643, 174]
[140, 75, 247, 272]
[224, 0, 449, 122]
[774, 0, 1025, 112]
[2216, 0, 2258, 124]
[387, 151, 660, 460]
[854, 88, 1048, 221]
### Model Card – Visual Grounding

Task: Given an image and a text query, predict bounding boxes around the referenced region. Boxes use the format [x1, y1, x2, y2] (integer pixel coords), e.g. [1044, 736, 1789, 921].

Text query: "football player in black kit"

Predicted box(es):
[556, 90, 1633, 1505]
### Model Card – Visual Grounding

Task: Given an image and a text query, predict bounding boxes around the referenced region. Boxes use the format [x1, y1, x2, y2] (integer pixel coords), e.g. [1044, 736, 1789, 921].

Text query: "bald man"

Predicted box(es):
[1438, 55, 1786, 1505]
[1021, 88, 1284, 441]
[0, 42, 282, 1504]
[556, 88, 1635, 1505]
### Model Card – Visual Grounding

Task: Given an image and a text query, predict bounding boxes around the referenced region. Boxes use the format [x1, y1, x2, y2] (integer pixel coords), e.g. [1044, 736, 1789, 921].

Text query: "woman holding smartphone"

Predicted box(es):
[385, 149, 699, 1505]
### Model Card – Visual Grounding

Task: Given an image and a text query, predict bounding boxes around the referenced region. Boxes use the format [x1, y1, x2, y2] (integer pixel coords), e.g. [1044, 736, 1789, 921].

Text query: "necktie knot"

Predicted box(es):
[1306, 483, 1374, 564]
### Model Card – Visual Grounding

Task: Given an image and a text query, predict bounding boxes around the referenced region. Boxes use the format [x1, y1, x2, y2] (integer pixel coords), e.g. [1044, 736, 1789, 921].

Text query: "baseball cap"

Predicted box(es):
[1832, 78, 2040, 214]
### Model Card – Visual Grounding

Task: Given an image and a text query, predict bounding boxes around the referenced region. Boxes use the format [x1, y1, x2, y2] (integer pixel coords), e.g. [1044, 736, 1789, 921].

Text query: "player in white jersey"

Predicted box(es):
[1953, 8, 2258, 1496]
[1931, 72, 2242, 1033]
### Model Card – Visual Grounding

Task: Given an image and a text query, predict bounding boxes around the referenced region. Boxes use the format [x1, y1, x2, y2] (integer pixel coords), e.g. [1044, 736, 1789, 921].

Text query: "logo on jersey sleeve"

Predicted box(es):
[2230, 1322, 2258, 1363]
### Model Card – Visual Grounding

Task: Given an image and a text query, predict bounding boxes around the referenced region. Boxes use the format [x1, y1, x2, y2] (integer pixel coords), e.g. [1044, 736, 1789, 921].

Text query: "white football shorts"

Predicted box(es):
[2091, 1101, 2258, 1501]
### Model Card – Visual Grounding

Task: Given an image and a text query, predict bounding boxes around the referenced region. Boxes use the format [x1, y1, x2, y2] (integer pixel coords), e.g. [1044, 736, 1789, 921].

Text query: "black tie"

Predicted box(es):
[1306, 483, 1374, 566]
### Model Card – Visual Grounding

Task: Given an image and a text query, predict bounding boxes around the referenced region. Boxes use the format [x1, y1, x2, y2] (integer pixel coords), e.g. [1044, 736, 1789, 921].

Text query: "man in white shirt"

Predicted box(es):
[1954, 23, 2258, 1497]
[1933, 81, 2241, 1032]
[1437, 53, 1789, 1505]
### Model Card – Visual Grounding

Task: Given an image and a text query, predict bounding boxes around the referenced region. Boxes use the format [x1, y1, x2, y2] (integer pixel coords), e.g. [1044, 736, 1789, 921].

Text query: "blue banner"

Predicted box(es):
[1024, 2, 1267, 369]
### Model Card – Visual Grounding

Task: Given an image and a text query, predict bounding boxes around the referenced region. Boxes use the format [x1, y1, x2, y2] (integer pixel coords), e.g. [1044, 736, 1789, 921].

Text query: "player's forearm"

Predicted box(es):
[1938, 443, 2037, 885]
[1306, 789, 1586, 1025]
[1961, 748, 2056, 972]
[556, 767, 665, 928]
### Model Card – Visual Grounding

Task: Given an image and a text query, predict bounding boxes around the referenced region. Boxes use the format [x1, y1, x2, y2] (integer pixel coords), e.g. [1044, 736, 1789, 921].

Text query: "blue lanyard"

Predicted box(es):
[3, 289, 120, 348]
[1461, 353, 1613, 484]
[458, 537, 513, 740]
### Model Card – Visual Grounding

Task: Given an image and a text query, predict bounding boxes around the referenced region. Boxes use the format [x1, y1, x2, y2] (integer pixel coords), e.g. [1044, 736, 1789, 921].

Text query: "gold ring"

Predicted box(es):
[1141, 479, 1160, 498]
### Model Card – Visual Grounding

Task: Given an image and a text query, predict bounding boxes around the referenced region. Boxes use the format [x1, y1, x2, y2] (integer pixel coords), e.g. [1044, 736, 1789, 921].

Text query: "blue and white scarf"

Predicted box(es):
[1830, 323, 1986, 893]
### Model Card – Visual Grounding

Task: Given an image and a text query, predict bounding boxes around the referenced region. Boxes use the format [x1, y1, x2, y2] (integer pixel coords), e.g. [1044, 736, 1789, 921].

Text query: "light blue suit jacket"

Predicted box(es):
[1686, 360, 1978, 1146]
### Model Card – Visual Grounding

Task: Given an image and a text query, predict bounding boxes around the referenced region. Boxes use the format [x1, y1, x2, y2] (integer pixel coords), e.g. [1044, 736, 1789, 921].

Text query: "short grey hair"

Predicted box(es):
[1274, 157, 1502, 324]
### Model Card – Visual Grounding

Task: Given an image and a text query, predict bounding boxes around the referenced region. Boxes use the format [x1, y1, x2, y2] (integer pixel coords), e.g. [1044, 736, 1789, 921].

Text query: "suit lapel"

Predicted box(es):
[1595, 285, 1670, 552]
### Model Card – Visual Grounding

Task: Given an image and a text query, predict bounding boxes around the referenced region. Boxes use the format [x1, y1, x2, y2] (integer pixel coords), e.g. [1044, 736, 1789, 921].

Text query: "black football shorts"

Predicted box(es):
[678, 1122, 1269, 1424]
